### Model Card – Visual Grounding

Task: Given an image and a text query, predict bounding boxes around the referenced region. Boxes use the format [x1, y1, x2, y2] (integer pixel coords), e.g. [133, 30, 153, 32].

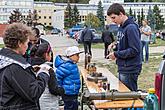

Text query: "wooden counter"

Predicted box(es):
[80, 67, 144, 109]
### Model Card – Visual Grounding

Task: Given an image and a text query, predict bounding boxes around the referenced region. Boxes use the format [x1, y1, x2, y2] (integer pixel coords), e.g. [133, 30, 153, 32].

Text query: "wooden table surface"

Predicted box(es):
[80, 67, 144, 109]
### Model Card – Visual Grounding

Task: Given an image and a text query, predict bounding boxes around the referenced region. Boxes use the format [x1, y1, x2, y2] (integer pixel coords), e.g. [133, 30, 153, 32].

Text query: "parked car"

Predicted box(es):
[68, 28, 83, 38]
[108, 24, 119, 37]
[51, 29, 59, 34]
[75, 29, 102, 43]
[155, 54, 165, 110]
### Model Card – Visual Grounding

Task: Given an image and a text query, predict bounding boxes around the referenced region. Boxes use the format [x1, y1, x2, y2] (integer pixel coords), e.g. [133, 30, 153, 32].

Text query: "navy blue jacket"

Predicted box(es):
[54, 55, 81, 95]
[114, 17, 142, 73]
[81, 28, 94, 42]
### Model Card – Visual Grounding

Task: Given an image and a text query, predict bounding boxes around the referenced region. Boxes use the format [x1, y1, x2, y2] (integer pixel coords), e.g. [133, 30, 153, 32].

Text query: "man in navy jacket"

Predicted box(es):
[107, 3, 142, 92]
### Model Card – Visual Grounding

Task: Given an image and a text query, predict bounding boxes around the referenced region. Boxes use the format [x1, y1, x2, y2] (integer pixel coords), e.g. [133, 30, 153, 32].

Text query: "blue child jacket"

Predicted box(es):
[54, 55, 81, 95]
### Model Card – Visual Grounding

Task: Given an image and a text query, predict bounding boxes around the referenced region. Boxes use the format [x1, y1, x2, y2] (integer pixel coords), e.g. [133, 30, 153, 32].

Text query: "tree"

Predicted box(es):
[137, 11, 141, 26]
[153, 5, 164, 30]
[72, 5, 80, 26]
[148, 0, 153, 2]
[96, 1, 104, 30]
[129, 7, 133, 16]
[147, 6, 155, 31]
[64, 1, 73, 28]
[141, 8, 145, 25]
[133, 10, 136, 21]
[8, 9, 23, 24]
[85, 13, 100, 28]
[26, 10, 38, 27]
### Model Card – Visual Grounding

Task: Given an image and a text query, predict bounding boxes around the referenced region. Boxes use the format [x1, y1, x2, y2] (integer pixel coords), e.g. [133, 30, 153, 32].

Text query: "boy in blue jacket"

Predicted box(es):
[54, 46, 83, 110]
[107, 3, 142, 92]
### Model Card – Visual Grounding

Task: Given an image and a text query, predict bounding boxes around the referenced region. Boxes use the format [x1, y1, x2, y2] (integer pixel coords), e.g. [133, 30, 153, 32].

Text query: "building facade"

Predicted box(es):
[0, 0, 34, 23]
[52, 2, 165, 29]
[89, 0, 124, 5]
[34, 1, 56, 26]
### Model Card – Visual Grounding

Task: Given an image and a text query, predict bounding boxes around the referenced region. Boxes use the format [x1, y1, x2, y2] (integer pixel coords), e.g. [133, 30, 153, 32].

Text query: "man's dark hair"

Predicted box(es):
[107, 3, 125, 16]
[32, 27, 40, 38]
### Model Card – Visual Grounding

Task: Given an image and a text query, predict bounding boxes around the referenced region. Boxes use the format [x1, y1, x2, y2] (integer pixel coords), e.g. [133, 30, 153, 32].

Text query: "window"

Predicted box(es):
[39, 16, 41, 19]
[49, 23, 51, 25]
[49, 16, 51, 19]
[44, 23, 46, 25]
[44, 16, 46, 19]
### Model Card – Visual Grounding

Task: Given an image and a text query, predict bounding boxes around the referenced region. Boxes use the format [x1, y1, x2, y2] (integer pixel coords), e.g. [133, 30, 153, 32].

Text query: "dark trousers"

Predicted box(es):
[62, 95, 78, 110]
[83, 41, 92, 56]
[141, 41, 149, 62]
[104, 42, 111, 58]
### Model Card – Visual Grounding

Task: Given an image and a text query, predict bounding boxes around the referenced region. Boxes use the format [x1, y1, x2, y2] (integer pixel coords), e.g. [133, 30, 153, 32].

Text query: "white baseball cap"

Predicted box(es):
[65, 46, 84, 56]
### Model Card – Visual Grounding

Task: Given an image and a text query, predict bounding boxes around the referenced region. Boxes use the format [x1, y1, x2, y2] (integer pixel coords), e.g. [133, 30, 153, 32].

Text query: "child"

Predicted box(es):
[54, 46, 83, 110]
[31, 43, 64, 110]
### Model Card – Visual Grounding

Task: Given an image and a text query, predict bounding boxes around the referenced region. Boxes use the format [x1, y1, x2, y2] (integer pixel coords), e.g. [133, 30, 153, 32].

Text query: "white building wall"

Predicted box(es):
[89, 0, 124, 5]
[52, 10, 64, 30]
[0, 0, 34, 23]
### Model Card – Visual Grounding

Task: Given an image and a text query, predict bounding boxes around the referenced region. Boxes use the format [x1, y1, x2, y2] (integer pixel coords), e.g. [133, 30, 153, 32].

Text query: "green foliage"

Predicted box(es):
[153, 5, 164, 30]
[141, 8, 145, 25]
[129, 7, 133, 16]
[150, 38, 165, 47]
[34, 0, 90, 3]
[133, 10, 136, 20]
[96, 1, 104, 30]
[72, 5, 80, 26]
[9, 9, 23, 24]
[0, 44, 4, 48]
[137, 11, 141, 26]
[45, 25, 54, 30]
[64, 2, 73, 28]
[85, 13, 101, 28]
[64, 3, 80, 28]
[147, 6, 156, 31]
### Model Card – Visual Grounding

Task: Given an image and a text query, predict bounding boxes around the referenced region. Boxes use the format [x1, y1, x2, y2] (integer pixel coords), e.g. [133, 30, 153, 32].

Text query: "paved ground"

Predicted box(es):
[0, 35, 164, 64]
[40, 35, 164, 65]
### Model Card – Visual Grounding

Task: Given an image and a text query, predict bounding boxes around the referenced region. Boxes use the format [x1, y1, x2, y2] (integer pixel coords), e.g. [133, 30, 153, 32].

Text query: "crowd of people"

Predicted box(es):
[0, 2, 157, 110]
[0, 23, 83, 110]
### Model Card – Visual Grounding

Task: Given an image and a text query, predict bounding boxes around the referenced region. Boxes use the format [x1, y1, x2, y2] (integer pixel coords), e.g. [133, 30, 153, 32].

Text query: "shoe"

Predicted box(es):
[58, 99, 64, 106]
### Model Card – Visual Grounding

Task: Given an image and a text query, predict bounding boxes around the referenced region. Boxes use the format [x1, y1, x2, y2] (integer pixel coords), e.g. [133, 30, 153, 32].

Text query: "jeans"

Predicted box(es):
[119, 73, 139, 91]
[141, 41, 149, 62]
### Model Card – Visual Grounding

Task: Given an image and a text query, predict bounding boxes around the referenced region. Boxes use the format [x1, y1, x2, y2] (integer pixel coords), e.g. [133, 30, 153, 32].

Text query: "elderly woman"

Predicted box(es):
[0, 23, 51, 109]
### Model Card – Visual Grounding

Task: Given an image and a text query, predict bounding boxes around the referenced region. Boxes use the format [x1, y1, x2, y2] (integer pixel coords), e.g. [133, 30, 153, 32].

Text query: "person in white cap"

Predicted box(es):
[54, 46, 83, 110]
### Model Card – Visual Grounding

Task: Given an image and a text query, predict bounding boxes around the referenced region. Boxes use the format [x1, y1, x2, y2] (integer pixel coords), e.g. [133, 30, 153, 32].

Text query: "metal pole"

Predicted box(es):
[82, 90, 148, 101]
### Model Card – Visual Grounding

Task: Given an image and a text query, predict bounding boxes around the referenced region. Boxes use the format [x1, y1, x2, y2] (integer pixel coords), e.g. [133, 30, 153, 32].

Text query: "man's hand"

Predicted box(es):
[106, 52, 116, 60]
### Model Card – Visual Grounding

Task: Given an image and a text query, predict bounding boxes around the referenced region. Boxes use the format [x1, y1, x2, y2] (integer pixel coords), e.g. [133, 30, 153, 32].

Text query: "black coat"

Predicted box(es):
[102, 30, 114, 43]
[0, 48, 49, 110]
